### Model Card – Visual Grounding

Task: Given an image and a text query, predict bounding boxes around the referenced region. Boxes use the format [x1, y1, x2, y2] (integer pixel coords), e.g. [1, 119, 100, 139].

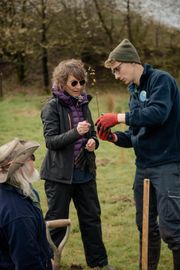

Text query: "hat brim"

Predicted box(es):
[0, 139, 19, 163]
[0, 141, 40, 183]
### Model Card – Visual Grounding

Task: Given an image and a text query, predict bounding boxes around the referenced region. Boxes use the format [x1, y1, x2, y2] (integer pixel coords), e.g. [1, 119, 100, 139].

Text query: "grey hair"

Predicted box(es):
[7, 165, 33, 197]
[52, 59, 87, 90]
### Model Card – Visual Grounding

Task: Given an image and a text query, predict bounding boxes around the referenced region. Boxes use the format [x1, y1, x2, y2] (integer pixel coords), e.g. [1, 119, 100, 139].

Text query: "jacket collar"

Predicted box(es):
[0, 183, 41, 209]
[128, 64, 153, 94]
[52, 89, 92, 107]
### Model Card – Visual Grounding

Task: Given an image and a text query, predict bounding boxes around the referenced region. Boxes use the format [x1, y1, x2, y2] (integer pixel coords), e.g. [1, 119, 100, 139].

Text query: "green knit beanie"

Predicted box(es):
[106, 39, 141, 66]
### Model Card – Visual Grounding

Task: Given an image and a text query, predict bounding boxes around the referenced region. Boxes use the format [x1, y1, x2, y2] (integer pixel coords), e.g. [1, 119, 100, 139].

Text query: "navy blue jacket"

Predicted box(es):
[0, 183, 52, 270]
[115, 64, 180, 168]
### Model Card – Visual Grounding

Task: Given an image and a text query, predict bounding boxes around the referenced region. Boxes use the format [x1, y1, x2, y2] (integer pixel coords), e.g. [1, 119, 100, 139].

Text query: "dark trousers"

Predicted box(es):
[134, 162, 180, 270]
[44, 180, 108, 268]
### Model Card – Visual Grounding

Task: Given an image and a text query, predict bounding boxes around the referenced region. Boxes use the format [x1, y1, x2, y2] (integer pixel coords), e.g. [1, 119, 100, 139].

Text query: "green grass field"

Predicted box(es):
[0, 90, 172, 269]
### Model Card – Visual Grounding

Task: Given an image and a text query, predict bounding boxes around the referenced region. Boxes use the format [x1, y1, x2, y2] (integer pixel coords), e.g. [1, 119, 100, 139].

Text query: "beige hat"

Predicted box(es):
[0, 138, 40, 183]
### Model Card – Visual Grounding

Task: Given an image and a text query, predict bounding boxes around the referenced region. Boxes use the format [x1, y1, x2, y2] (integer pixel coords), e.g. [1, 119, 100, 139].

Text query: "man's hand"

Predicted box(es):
[97, 128, 117, 143]
[95, 113, 118, 130]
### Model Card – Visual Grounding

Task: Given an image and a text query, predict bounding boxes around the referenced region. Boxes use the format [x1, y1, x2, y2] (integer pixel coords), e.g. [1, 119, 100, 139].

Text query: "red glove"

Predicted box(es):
[96, 128, 116, 142]
[95, 113, 118, 130]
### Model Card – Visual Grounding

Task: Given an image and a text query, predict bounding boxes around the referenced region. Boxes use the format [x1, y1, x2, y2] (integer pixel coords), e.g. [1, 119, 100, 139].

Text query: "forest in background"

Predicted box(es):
[0, 0, 180, 93]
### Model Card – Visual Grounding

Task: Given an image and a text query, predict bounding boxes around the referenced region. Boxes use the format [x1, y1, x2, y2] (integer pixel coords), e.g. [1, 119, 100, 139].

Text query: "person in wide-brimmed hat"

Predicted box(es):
[0, 138, 53, 270]
[96, 38, 180, 270]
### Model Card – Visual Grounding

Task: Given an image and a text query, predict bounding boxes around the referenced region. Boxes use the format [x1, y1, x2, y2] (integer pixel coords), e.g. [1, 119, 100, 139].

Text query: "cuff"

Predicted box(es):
[125, 112, 130, 125]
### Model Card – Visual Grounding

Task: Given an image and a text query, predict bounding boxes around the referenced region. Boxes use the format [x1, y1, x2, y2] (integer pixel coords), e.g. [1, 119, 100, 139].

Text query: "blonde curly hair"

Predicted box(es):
[52, 59, 87, 90]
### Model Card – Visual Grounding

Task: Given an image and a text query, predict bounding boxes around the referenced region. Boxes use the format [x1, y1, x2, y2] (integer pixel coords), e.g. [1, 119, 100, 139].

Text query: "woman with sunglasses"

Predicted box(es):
[40, 59, 114, 270]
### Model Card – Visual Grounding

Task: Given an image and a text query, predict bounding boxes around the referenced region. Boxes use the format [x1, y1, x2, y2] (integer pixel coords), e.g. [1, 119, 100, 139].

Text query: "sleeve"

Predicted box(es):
[125, 74, 175, 127]
[114, 129, 132, 148]
[86, 106, 99, 150]
[5, 217, 51, 270]
[41, 100, 81, 150]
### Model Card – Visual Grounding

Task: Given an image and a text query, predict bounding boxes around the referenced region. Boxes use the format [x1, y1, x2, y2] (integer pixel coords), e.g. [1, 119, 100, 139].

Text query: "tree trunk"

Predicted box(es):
[0, 73, 3, 98]
[126, 0, 133, 42]
[41, 0, 49, 92]
[93, 0, 113, 45]
[42, 47, 49, 89]
[16, 52, 26, 84]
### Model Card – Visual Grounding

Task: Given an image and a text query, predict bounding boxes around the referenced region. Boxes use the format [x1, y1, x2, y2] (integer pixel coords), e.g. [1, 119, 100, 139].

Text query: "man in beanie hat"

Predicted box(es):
[0, 138, 53, 270]
[96, 38, 180, 270]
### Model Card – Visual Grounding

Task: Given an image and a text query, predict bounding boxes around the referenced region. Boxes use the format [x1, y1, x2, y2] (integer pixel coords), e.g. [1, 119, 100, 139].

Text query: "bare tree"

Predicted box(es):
[126, 0, 133, 42]
[92, 0, 114, 45]
[29, 0, 52, 90]
[0, 0, 32, 84]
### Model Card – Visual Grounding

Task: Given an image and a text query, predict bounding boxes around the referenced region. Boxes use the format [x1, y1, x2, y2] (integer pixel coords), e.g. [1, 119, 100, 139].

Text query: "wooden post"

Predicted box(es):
[142, 178, 150, 270]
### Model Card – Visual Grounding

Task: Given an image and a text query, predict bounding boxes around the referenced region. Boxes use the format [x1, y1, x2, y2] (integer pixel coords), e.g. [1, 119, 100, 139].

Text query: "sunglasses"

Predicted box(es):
[30, 154, 35, 161]
[10, 154, 36, 167]
[71, 79, 86, 87]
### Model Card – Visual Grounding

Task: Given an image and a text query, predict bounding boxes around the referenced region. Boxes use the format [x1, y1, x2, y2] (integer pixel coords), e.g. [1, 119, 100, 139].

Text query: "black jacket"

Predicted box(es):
[40, 95, 98, 184]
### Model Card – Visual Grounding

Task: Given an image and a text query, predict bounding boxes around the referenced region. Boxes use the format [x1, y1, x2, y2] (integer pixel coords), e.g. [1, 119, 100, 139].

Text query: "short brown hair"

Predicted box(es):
[52, 59, 87, 90]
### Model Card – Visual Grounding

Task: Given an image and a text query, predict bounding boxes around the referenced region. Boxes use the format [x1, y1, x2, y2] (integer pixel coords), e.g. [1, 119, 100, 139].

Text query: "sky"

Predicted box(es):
[116, 0, 180, 29]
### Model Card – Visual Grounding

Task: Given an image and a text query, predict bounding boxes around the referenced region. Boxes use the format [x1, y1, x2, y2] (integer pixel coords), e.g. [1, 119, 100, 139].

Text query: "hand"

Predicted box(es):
[97, 128, 116, 142]
[95, 113, 118, 130]
[77, 121, 91, 135]
[85, 138, 96, 152]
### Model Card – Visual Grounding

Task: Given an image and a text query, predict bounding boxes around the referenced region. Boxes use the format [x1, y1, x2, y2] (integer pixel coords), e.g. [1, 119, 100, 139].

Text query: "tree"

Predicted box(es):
[0, 0, 33, 84]
[29, 0, 54, 90]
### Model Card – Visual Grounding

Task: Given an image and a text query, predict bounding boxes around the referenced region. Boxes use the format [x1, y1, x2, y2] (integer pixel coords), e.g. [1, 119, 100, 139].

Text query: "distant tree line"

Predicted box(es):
[0, 0, 180, 92]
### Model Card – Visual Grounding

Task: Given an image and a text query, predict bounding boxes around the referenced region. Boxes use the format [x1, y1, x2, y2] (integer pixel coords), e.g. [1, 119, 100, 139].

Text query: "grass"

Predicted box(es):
[0, 90, 172, 269]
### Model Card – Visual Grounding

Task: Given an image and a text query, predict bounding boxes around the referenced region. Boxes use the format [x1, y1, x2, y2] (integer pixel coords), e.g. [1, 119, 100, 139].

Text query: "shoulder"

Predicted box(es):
[87, 94, 93, 102]
[42, 97, 57, 110]
[0, 185, 35, 227]
[41, 97, 60, 117]
[146, 64, 175, 83]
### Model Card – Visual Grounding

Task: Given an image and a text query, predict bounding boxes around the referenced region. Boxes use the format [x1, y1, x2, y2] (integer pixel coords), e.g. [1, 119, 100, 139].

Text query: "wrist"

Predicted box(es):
[76, 127, 83, 136]
[108, 133, 117, 143]
[117, 113, 125, 123]
[113, 133, 118, 142]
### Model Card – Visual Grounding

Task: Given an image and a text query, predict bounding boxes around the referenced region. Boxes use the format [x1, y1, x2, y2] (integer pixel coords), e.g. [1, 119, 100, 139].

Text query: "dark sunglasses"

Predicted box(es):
[30, 154, 35, 161]
[71, 79, 86, 87]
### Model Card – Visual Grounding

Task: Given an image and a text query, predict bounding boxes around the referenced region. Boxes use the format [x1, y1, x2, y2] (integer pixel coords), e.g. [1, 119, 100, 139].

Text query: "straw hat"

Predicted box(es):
[0, 138, 40, 183]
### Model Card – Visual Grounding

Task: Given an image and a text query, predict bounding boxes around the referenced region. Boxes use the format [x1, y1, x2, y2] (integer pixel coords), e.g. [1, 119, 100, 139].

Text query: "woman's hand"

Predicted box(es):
[85, 138, 96, 152]
[77, 121, 91, 135]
